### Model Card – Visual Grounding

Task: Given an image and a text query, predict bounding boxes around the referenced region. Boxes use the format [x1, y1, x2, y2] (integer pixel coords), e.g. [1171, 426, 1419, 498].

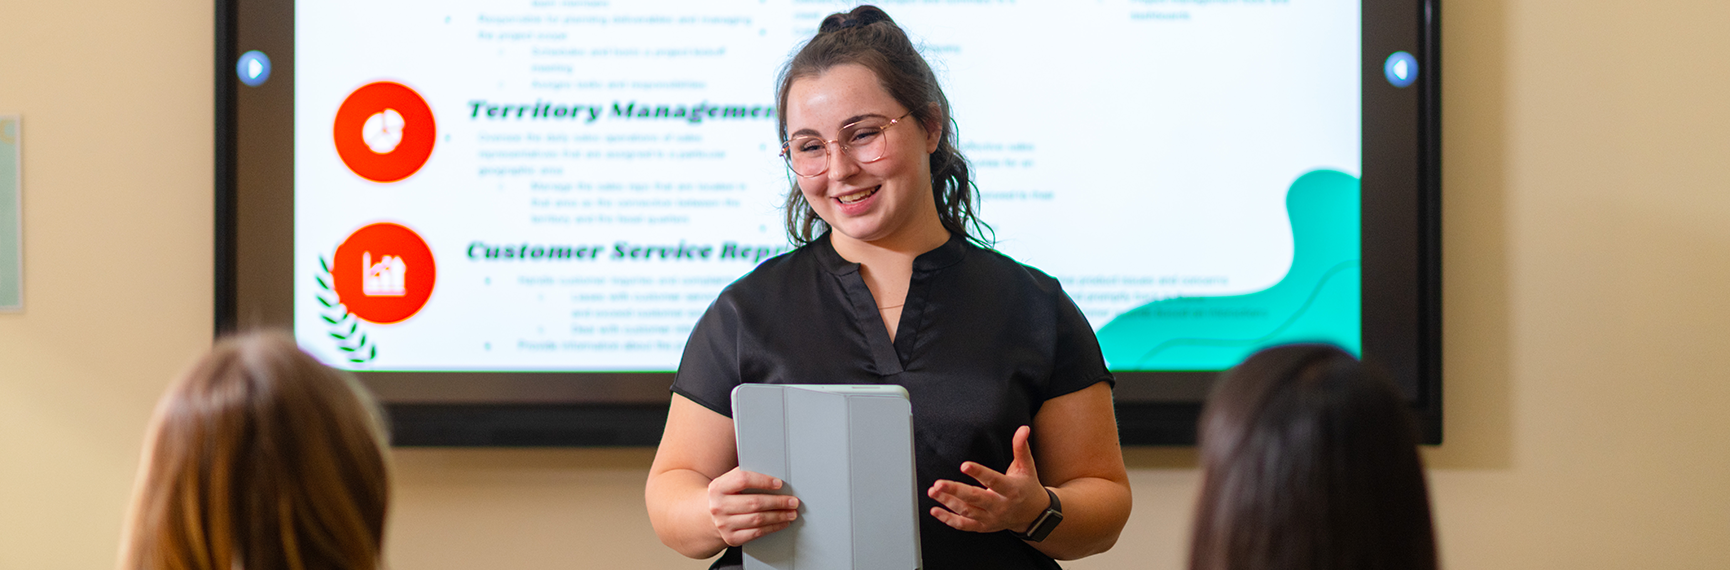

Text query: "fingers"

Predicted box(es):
[710, 467, 786, 495]
[929, 505, 989, 532]
[707, 468, 799, 516]
[714, 506, 799, 544]
[927, 426, 1047, 534]
[928, 479, 998, 517]
[711, 491, 801, 515]
[959, 460, 1010, 491]
[714, 505, 800, 526]
[708, 468, 801, 546]
[718, 516, 796, 546]
[928, 478, 1026, 533]
[1009, 425, 1037, 476]
[932, 477, 996, 507]
[959, 426, 1037, 492]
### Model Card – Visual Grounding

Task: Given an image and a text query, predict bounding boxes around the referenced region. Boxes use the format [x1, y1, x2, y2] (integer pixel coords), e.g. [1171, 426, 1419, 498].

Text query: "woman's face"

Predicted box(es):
[785, 64, 942, 247]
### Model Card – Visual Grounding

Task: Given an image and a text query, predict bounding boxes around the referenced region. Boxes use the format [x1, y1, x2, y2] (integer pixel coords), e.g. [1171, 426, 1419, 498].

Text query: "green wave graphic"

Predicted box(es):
[1097, 169, 1362, 370]
[1121, 260, 1359, 363]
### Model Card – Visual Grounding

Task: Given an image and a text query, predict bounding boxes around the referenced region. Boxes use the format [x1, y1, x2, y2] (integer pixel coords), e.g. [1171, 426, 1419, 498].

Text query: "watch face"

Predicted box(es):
[1021, 511, 1062, 542]
[1023, 488, 1063, 541]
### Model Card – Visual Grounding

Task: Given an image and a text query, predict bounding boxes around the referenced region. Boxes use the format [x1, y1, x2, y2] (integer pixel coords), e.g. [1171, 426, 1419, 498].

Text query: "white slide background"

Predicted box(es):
[293, 0, 1359, 371]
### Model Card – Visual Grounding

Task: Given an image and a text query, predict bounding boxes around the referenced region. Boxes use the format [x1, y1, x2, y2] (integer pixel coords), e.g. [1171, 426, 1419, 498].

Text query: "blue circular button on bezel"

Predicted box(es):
[1384, 51, 1418, 88]
[237, 50, 272, 87]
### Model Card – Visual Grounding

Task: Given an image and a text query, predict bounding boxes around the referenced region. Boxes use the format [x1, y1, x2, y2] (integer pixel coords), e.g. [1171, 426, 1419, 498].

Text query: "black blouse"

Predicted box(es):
[673, 231, 1113, 570]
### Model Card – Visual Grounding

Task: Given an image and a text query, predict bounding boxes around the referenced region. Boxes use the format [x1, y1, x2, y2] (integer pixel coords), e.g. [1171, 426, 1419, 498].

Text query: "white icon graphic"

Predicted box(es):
[362, 251, 407, 297]
[363, 109, 405, 154]
[1393, 60, 1409, 81]
[247, 59, 263, 79]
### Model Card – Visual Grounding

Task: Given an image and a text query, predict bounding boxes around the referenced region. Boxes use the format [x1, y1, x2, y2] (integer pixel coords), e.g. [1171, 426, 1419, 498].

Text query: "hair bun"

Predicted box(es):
[818, 5, 893, 34]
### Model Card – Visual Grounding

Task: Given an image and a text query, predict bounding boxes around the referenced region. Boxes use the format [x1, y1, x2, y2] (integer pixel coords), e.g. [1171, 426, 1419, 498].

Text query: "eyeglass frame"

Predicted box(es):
[778, 111, 916, 179]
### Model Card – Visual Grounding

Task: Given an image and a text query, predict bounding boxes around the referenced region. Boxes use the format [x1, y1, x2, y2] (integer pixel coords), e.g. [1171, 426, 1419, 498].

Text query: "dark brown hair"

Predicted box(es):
[120, 331, 391, 570]
[775, 5, 992, 247]
[1189, 345, 1437, 570]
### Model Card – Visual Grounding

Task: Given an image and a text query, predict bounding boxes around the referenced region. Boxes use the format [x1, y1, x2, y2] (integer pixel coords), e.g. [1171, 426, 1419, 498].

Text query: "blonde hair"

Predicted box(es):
[120, 331, 391, 570]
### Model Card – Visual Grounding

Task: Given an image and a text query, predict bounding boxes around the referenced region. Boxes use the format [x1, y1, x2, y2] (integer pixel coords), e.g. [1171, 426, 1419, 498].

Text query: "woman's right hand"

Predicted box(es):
[707, 467, 801, 546]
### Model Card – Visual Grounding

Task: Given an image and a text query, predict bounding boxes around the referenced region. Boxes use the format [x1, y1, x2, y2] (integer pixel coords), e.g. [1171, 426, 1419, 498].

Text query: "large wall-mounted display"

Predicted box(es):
[218, 0, 1441, 445]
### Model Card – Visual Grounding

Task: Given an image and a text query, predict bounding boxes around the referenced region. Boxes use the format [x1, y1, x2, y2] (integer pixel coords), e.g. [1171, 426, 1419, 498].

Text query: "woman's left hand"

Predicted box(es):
[926, 425, 1050, 534]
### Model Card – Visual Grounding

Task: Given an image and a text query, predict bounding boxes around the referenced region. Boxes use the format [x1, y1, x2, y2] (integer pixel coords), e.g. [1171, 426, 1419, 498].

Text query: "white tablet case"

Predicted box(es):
[732, 384, 922, 570]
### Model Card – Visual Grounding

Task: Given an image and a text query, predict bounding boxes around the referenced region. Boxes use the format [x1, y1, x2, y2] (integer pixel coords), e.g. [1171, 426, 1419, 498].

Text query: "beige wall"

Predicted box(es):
[4, 0, 1728, 568]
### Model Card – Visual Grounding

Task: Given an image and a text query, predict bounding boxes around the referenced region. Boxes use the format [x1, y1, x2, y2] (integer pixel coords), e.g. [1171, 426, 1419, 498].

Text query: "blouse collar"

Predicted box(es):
[813, 230, 969, 276]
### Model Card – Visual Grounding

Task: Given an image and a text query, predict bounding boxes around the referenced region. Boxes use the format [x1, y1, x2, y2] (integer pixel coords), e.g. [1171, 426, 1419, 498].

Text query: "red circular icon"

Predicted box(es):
[333, 223, 436, 324]
[334, 81, 436, 183]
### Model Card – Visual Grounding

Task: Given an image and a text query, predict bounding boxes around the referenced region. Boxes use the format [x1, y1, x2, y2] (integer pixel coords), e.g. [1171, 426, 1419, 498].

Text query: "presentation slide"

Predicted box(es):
[293, 0, 1361, 372]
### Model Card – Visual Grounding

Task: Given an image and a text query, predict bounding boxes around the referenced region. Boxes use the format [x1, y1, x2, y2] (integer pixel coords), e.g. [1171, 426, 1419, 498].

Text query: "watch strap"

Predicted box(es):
[1015, 487, 1063, 542]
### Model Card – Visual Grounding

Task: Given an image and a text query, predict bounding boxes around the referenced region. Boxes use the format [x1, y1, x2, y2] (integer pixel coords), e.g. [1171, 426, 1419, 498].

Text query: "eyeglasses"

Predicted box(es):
[779, 111, 914, 178]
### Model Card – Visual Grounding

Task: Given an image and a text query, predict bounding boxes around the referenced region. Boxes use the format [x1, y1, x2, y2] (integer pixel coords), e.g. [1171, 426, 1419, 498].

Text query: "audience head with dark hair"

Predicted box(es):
[1190, 344, 1437, 570]
[120, 331, 391, 570]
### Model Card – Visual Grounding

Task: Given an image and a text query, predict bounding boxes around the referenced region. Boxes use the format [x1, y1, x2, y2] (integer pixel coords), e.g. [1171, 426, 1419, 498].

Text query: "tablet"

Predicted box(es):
[732, 384, 921, 570]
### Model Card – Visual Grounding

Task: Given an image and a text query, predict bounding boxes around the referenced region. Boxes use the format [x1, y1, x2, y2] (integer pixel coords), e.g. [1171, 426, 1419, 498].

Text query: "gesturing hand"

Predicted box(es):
[707, 467, 801, 547]
[927, 425, 1050, 534]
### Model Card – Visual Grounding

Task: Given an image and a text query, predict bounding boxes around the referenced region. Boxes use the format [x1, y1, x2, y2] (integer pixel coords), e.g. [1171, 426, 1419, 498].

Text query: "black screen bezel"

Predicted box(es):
[216, 0, 1442, 446]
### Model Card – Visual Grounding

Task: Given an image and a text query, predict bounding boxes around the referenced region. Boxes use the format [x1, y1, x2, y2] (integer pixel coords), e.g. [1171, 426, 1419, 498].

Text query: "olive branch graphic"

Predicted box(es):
[315, 255, 378, 364]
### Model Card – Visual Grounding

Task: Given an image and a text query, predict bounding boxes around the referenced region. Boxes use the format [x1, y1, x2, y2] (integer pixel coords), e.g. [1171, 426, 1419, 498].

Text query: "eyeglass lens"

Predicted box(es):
[784, 118, 894, 177]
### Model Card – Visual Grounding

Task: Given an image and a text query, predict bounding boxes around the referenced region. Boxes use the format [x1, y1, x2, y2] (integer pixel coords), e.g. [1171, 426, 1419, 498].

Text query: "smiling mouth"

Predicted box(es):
[836, 186, 879, 205]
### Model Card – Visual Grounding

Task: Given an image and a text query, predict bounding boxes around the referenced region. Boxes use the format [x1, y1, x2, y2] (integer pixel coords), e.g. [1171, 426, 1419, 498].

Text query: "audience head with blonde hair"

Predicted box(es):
[121, 331, 390, 570]
[1190, 344, 1437, 570]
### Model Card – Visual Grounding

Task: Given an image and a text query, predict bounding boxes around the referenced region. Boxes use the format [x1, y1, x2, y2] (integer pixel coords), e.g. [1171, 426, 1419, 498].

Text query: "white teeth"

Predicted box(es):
[837, 187, 877, 204]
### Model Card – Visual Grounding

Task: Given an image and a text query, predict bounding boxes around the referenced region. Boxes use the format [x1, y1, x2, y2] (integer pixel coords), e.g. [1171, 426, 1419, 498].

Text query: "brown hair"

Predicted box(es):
[120, 331, 391, 570]
[1189, 345, 1437, 570]
[775, 4, 993, 247]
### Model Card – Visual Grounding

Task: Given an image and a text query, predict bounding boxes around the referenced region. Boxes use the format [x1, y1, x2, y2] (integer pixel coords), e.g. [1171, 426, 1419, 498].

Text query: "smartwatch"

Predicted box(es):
[1015, 487, 1063, 542]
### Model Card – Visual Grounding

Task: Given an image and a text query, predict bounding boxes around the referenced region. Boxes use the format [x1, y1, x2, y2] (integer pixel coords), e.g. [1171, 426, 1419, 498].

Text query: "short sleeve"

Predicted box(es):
[670, 293, 742, 418]
[1044, 285, 1115, 401]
